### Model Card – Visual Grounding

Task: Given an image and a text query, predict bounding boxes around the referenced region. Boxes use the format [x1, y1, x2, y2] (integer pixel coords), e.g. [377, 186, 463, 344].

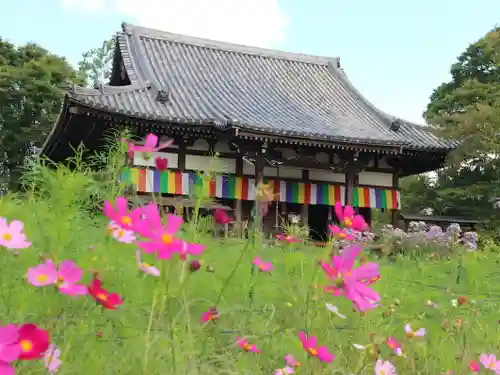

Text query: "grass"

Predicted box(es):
[1, 159, 499, 375]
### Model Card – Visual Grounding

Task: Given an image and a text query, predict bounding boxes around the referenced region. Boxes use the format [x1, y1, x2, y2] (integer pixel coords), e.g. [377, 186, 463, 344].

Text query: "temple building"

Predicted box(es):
[40, 23, 454, 240]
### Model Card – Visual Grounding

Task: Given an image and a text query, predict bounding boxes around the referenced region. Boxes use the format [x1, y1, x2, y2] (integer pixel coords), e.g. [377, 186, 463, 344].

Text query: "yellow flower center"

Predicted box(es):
[344, 218, 352, 227]
[380, 371, 385, 375]
[141, 262, 152, 268]
[120, 216, 132, 225]
[2, 233, 12, 242]
[37, 274, 48, 282]
[20, 340, 33, 352]
[162, 234, 173, 244]
[96, 293, 107, 301]
[243, 343, 252, 351]
[308, 348, 318, 356]
[490, 361, 496, 369]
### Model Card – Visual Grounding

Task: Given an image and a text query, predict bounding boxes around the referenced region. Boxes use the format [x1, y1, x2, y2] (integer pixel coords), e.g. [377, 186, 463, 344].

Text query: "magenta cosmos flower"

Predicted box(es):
[0, 218, 31, 250]
[328, 224, 355, 241]
[253, 256, 274, 272]
[298, 331, 334, 363]
[177, 240, 205, 261]
[334, 202, 368, 232]
[0, 324, 21, 375]
[122, 133, 173, 158]
[321, 244, 380, 312]
[133, 205, 184, 258]
[27, 260, 88, 296]
[386, 337, 403, 356]
[276, 234, 301, 243]
[236, 337, 261, 353]
[103, 197, 144, 231]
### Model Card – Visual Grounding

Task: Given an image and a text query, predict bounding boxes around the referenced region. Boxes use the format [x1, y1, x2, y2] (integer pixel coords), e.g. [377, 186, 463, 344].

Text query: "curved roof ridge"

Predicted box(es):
[121, 22, 340, 66]
[67, 82, 151, 97]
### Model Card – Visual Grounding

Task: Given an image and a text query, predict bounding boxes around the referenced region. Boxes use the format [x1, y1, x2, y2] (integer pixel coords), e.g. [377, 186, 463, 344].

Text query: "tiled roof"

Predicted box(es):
[67, 22, 454, 151]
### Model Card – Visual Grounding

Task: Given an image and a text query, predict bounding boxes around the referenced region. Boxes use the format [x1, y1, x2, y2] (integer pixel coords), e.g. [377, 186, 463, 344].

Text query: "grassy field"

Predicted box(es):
[0, 168, 499, 375]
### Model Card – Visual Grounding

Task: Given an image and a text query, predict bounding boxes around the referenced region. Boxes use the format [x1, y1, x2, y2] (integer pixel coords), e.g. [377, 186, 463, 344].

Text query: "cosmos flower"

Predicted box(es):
[480, 354, 500, 371]
[375, 359, 396, 375]
[122, 133, 173, 159]
[43, 344, 62, 373]
[404, 323, 426, 338]
[325, 303, 347, 319]
[253, 257, 274, 272]
[88, 276, 123, 310]
[155, 156, 168, 171]
[321, 244, 380, 312]
[385, 337, 403, 356]
[177, 240, 205, 262]
[298, 331, 335, 363]
[103, 197, 144, 231]
[27, 260, 88, 296]
[0, 218, 31, 249]
[200, 308, 218, 323]
[276, 234, 301, 243]
[328, 224, 355, 241]
[135, 250, 160, 277]
[17, 324, 50, 361]
[334, 202, 368, 232]
[235, 337, 261, 353]
[469, 360, 481, 372]
[107, 221, 136, 244]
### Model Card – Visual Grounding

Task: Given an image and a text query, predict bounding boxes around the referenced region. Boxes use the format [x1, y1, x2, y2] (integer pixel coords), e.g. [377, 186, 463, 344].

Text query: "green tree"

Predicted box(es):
[424, 26, 500, 222]
[425, 27, 500, 163]
[77, 38, 114, 86]
[0, 39, 83, 190]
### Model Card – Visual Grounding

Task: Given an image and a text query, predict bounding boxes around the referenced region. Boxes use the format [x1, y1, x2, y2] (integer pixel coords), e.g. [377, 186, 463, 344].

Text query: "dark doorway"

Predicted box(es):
[308, 204, 330, 241]
[358, 207, 372, 227]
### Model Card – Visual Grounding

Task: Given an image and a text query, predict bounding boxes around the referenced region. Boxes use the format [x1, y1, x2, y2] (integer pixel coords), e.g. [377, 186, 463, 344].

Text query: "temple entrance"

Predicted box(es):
[308, 204, 330, 241]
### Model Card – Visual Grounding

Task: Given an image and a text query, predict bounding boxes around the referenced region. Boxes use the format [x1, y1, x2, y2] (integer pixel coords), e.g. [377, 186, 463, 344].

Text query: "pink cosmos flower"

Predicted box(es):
[328, 224, 355, 241]
[284, 354, 300, 367]
[135, 250, 160, 277]
[385, 337, 403, 356]
[276, 234, 301, 243]
[253, 257, 274, 272]
[108, 221, 136, 244]
[44, 344, 62, 373]
[375, 359, 396, 375]
[321, 244, 380, 312]
[122, 133, 173, 158]
[177, 240, 205, 261]
[298, 331, 335, 363]
[0, 218, 31, 249]
[334, 202, 368, 232]
[200, 308, 218, 323]
[0, 324, 21, 373]
[103, 197, 144, 231]
[27, 260, 88, 296]
[440, 370, 454, 375]
[404, 323, 425, 338]
[133, 205, 184, 258]
[469, 360, 481, 372]
[274, 367, 294, 375]
[480, 354, 500, 371]
[236, 337, 261, 353]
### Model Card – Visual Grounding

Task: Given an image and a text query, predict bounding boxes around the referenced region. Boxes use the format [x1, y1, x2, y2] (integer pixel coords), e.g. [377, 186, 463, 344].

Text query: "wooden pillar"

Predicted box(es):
[254, 155, 265, 230]
[235, 156, 243, 236]
[177, 140, 186, 172]
[301, 170, 309, 227]
[345, 167, 356, 207]
[391, 168, 401, 228]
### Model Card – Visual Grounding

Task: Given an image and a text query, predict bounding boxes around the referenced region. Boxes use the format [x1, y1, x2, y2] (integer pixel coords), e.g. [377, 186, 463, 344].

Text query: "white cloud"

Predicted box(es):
[60, 0, 289, 48]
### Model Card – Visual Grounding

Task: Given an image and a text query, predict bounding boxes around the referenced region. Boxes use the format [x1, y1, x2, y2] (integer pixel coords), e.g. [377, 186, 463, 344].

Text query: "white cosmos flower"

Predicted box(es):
[352, 344, 366, 350]
[325, 303, 347, 319]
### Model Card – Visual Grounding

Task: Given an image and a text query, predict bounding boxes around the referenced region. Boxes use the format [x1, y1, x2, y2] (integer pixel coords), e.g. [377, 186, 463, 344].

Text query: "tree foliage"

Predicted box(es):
[411, 26, 500, 222]
[77, 38, 114, 87]
[425, 27, 500, 163]
[0, 38, 82, 190]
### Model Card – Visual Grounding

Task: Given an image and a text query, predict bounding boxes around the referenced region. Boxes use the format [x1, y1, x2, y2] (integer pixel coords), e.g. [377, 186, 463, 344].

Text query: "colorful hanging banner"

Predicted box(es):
[121, 168, 396, 209]
[352, 186, 400, 209]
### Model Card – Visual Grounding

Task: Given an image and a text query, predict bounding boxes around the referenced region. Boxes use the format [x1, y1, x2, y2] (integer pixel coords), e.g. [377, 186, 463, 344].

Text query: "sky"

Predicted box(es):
[0, 0, 499, 124]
